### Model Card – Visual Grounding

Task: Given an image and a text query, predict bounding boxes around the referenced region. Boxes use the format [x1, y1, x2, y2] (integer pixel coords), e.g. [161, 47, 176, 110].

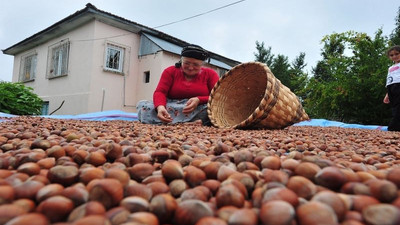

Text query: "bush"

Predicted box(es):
[0, 81, 43, 115]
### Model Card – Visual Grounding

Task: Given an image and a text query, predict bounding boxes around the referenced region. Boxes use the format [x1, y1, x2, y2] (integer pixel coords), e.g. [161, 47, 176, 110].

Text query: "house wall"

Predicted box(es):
[13, 21, 97, 115]
[11, 20, 226, 115]
[86, 20, 139, 113]
[135, 51, 180, 105]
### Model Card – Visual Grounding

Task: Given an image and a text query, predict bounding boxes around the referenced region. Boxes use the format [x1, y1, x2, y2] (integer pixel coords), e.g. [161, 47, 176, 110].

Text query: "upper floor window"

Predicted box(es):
[19, 52, 37, 82]
[104, 43, 125, 73]
[47, 40, 70, 78]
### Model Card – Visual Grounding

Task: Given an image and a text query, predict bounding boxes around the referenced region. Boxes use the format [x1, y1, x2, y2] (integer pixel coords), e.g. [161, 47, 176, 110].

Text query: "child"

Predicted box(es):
[383, 45, 400, 131]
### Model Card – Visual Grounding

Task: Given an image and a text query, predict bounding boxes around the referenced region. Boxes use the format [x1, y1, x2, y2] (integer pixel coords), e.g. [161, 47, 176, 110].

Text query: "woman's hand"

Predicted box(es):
[384, 93, 390, 104]
[183, 97, 200, 114]
[157, 105, 173, 123]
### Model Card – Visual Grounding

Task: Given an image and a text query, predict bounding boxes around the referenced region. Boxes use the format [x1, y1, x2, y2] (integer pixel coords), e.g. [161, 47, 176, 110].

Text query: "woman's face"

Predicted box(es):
[181, 57, 203, 76]
[389, 50, 400, 64]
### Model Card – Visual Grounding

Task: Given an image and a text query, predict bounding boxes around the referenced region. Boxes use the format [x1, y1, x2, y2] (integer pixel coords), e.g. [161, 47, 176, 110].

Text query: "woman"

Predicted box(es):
[137, 44, 220, 125]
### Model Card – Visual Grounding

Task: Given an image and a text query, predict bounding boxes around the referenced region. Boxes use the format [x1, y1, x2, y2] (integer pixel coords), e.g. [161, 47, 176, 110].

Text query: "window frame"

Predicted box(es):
[47, 39, 70, 79]
[19, 51, 37, 82]
[104, 43, 125, 74]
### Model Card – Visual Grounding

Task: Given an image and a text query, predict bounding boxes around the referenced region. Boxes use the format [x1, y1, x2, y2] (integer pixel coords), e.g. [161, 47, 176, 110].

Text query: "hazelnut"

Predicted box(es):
[85, 151, 107, 166]
[3, 213, 49, 225]
[260, 156, 281, 170]
[0, 184, 15, 204]
[17, 162, 41, 176]
[387, 168, 400, 188]
[104, 168, 130, 186]
[105, 206, 130, 225]
[73, 215, 111, 225]
[366, 179, 398, 203]
[61, 183, 89, 206]
[296, 201, 338, 225]
[124, 183, 153, 201]
[260, 200, 295, 225]
[68, 201, 106, 222]
[311, 191, 347, 222]
[14, 180, 45, 200]
[215, 183, 245, 208]
[36, 195, 74, 223]
[161, 159, 184, 181]
[45, 145, 66, 159]
[174, 199, 213, 225]
[47, 165, 79, 186]
[127, 163, 155, 182]
[146, 181, 170, 197]
[196, 216, 227, 225]
[79, 167, 105, 185]
[315, 166, 347, 191]
[87, 178, 124, 209]
[169, 179, 189, 198]
[286, 176, 317, 200]
[362, 204, 400, 225]
[36, 183, 64, 202]
[262, 187, 299, 207]
[294, 162, 321, 181]
[228, 208, 258, 225]
[203, 161, 223, 179]
[0, 204, 26, 225]
[127, 212, 159, 225]
[184, 165, 207, 187]
[217, 205, 238, 222]
[120, 196, 150, 213]
[12, 198, 36, 213]
[149, 193, 177, 224]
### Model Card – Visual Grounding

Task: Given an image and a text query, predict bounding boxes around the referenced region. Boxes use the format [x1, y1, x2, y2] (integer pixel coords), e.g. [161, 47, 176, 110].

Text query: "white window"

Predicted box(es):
[104, 43, 125, 73]
[47, 40, 70, 78]
[19, 52, 37, 82]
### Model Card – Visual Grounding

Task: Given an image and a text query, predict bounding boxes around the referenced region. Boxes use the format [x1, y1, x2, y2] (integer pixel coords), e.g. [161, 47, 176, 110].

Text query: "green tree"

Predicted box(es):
[289, 52, 309, 97]
[254, 41, 308, 92]
[0, 82, 43, 115]
[304, 30, 391, 124]
[254, 41, 274, 66]
[270, 54, 291, 87]
[390, 6, 400, 45]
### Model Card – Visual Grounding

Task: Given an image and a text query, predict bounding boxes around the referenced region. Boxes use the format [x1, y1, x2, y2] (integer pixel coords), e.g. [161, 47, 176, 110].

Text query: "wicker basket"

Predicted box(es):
[207, 62, 309, 129]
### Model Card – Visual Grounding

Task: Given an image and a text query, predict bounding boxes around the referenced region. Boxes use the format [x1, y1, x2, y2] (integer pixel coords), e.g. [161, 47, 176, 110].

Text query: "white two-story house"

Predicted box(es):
[2, 3, 240, 115]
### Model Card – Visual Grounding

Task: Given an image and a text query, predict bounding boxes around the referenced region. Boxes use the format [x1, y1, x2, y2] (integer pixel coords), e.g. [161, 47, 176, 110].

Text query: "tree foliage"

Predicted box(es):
[390, 6, 400, 45]
[0, 82, 43, 115]
[253, 7, 400, 125]
[254, 41, 274, 66]
[303, 30, 392, 124]
[253, 41, 308, 97]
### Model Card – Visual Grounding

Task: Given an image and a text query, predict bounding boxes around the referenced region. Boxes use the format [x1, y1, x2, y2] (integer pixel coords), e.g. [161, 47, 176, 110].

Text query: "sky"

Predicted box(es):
[0, 0, 399, 82]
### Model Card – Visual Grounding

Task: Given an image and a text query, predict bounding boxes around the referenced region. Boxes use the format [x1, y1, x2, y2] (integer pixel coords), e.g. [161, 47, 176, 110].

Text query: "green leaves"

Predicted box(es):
[304, 30, 392, 125]
[0, 82, 43, 115]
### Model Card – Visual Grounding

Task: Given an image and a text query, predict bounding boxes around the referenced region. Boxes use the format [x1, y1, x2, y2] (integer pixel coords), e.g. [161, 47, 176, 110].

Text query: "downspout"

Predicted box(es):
[101, 88, 105, 111]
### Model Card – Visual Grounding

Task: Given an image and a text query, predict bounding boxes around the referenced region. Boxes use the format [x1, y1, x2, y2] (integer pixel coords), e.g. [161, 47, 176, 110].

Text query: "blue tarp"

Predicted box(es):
[0, 110, 388, 131]
[0, 110, 138, 122]
[293, 118, 387, 131]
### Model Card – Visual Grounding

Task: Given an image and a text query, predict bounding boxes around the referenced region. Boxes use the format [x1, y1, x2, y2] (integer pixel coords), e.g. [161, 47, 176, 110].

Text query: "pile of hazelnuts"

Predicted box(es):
[0, 116, 400, 225]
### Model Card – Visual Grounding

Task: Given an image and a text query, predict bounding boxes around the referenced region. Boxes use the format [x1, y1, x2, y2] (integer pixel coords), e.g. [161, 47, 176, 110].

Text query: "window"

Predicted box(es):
[105, 43, 125, 73]
[41, 101, 49, 115]
[144, 71, 150, 83]
[219, 69, 227, 77]
[47, 40, 70, 78]
[19, 52, 37, 82]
